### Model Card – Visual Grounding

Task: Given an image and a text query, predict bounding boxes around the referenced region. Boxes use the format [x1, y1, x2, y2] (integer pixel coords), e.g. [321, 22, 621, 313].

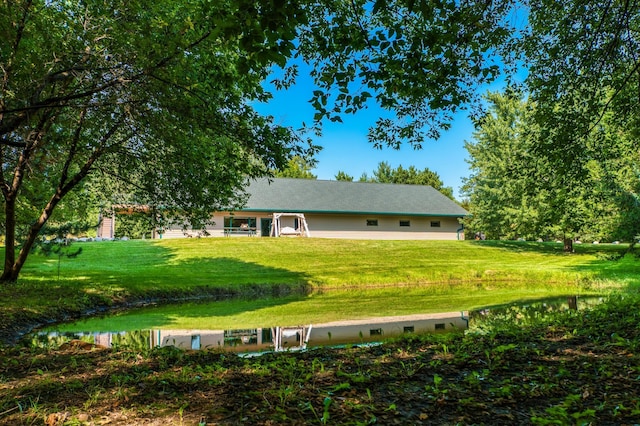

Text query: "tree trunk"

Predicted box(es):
[563, 237, 573, 253]
[1, 196, 18, 282]
[1, 189, 64, 282]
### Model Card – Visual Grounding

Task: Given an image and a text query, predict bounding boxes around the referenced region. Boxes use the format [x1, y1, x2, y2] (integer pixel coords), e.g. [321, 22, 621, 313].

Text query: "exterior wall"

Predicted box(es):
[96, 214, 115, 239]
[159, 211, 464, 240]
[302, 213, 464, 240]
[158, 212, 273, 239]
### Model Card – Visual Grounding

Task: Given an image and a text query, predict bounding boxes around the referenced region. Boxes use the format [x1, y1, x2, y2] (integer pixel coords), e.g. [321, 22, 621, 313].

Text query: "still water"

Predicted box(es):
[27, 295, 604, 353]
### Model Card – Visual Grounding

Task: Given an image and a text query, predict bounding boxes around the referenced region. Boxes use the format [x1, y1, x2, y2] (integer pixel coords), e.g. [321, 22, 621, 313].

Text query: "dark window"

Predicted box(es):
[370, 328, 383, 336]
[261, 328, 273, 343]
[430, 221, 441, 228]
[435, 323, 445, 330]
[224, 216, 256, 229]
[399, 220, 411, 227]
[403, 326, 415, 333]
[366, 219, 378, 226]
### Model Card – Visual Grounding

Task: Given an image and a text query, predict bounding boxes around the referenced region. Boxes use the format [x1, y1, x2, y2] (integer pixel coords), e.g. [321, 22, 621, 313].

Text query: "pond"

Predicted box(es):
[26, 295, 605, 353]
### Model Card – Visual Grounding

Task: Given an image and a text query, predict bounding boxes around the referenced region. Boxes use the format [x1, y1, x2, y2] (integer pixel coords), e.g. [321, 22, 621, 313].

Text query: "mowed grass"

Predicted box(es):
[4, 238, 638, 320]
[15, 238, 635, 289]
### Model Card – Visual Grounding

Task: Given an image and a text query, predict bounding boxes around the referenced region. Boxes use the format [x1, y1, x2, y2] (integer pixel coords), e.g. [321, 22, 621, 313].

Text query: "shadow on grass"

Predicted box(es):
[468, 240, 566, 253]
[468, 240, 640, 292]
[1, 241, 314, 344]
[469, 239, 631, 255]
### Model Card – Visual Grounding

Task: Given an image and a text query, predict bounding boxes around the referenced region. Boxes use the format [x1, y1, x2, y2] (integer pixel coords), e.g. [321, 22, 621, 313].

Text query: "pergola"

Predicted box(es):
[270, 213, 311, 237]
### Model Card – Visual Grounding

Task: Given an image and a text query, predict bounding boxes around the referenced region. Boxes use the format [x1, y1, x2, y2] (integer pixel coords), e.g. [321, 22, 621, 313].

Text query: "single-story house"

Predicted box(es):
[155, 177, 469, 240]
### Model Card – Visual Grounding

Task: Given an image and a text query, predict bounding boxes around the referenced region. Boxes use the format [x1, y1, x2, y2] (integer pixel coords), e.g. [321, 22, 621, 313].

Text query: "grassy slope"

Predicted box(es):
[2, 238, 640, 340]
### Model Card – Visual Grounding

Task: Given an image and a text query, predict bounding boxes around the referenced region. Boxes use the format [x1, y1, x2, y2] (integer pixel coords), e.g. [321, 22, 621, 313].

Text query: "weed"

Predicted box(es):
[321, 397, 331, 424]
[331, 382, 351, 392]
[83, 387, 102, 410]
[464, 370, 488, 389]
[425, 374, 448, 400]
[399, 360, 425, 378]
[531, 393, 596, 425]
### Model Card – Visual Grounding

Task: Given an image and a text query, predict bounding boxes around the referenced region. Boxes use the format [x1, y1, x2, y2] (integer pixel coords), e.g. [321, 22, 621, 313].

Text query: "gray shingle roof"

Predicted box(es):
[242, 178, 468, 217]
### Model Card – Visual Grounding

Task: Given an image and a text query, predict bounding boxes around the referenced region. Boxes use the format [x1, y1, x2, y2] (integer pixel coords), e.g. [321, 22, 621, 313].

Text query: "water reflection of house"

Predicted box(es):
[150, 312, 469, 352]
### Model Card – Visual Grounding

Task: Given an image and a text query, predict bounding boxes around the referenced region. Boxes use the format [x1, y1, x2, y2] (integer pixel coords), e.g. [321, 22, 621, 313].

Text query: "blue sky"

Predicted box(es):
[256, 83, 475, 201]
[252, 11, 530, 201]
[255, 65, 489, 201]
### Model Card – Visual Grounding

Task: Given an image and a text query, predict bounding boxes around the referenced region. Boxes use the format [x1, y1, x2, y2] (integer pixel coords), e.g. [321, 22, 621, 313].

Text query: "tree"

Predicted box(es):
[274, 155, 317, 179]
[369, 162, 455, 199]
[520, 0, 640, 158]
[358, 172, 374, 183]
[462, 91, 544, 240]
[297, 0, 516, 148]
[463, 90, 640, 249]
[0, 1, 307, 282]
[334, 171, 354, 181]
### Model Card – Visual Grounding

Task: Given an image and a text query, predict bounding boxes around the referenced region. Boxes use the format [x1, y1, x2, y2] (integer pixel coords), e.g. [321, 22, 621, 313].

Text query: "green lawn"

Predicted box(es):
[19, 238, 640, 288]
[2, 238, 639, 340]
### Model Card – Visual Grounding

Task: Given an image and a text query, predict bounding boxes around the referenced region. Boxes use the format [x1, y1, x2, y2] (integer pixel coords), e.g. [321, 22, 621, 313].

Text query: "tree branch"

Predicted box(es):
[0, 138, 27, 148]
[588, 57, 640, 135]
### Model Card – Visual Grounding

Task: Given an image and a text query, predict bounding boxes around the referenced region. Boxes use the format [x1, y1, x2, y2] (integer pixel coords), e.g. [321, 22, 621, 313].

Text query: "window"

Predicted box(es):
[224, 216, 256, 229]
[435, 323, 445, 330]
[366, 219, 378, 226]
[191, 335, 201, 350]
[370, 328, 383, 336]
[430, 221, 441, 228]
[261, 328, 273, 343]
[399, 220, 411, 227]
[403, 326, 415, 333]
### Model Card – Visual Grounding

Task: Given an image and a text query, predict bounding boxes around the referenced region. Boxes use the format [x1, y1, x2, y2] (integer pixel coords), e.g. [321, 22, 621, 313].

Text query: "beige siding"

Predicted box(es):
[160, 211, 464, 240]
[96, 214, 115, 239]
[303, 213, 464, 240]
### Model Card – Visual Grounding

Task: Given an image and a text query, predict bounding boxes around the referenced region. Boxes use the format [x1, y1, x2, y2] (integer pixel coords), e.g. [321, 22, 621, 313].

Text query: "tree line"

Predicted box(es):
[462, 90, 640, 251]
[275, 157, 455, 199]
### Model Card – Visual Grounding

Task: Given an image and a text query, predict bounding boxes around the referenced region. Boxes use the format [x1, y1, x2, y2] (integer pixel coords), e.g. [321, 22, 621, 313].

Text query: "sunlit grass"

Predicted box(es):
[4, 238, 640, 334]
[18, 238, 640, 290]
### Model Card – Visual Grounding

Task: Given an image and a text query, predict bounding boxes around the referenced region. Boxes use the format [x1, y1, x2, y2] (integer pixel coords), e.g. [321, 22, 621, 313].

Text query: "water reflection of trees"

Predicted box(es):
[28, 330, 152, 351]
[28, 332, 93, 349]
[111, 330, 151, 351]
[469, 296, 604, 333]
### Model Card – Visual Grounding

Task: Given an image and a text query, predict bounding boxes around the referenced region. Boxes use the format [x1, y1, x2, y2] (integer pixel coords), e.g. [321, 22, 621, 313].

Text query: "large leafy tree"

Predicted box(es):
[297, 0, 515, 148]
[464, 91, 640, 249]
[518, 0, 640, 184]
[0, 0, 307, 282]
[462, 91, 548, 240]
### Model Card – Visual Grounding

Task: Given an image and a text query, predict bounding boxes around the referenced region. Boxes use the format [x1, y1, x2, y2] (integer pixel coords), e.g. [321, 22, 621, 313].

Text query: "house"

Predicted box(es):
[157, 177, 469, 240]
